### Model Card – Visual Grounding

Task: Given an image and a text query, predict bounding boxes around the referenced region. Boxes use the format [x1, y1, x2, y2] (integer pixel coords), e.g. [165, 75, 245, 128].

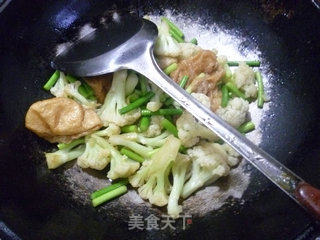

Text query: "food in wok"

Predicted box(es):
[25, 17, 265, 218]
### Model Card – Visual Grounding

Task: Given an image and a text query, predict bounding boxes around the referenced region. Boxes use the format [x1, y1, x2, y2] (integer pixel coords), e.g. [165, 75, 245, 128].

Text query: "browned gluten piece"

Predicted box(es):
[84, 74, 113, 103]
[170, 50, 225, 111]
[25, 97, 102, 143]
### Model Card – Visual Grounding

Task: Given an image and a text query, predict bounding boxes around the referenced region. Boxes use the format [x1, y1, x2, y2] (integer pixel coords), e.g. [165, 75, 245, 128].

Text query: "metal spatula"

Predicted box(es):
[52, 15, 320, 219]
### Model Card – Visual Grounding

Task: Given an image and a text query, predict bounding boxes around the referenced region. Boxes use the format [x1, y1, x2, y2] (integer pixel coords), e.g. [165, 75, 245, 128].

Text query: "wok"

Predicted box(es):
[1, 0, 320, 239]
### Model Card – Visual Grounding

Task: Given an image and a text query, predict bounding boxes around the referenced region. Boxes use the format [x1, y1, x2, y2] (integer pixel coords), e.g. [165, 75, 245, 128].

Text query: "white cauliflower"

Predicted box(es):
[109, 134, 154, 159]
[146, 82, 163, 112]
[191, 93, 211, 107]
[154, 20, 181, 57]
[168, 153, 191, 218]
[141, 115, 164, 137]
[182, 141, 230, 198]
[233, 62, 257, 98]
[178, 42, 201, 60]
[98, 70, 141, 127]
[221, 143, 240, 167]
[50, 72, 98, 108]
[216, 97, 249, 128]
[45, 145, 85, 169]
[107, 149, 140, 180]
[129, 135, 181, 207]
[125, 71, 139, 96]
[77, 136, 110, 170]
[94, 123, 121, 137]
[92, 135, 140, 180]
[176, 93, 218, 147]
[135, 131, 171, 148]
[64, 81, 98, 108]
[50, 72, 68, 97]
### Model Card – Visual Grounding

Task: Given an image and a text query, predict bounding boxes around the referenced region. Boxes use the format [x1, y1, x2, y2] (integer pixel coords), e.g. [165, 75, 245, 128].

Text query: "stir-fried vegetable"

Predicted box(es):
[121, 125, 139, 133]
[162, 17, 184, 39]
[43, 70, 60, 90]
[164, 62, 178, 75]
[190, 38, 198, 45]
[120, 148, 145, 163]
[139, 116, 151, 132]
[221, 85, 229, 108]
[225, 82, 247, 99]
[57, 138, 85, 150]
[91, 179, 129, 200]
[141, 108, 183, 116]
[92, 185, 128, 207]
[26, 15, 268, 219]
[119, 92, 155, 114]
[227, 60, 260, 67]
[161, 118, 178, 137]
[238, 121, 255, 134]
[164, 75, 189, 106]
[255, 71, 264, 108]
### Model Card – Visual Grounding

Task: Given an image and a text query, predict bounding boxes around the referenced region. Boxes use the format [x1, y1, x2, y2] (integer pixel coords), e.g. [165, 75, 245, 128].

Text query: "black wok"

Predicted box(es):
[1, 0, 320, 239]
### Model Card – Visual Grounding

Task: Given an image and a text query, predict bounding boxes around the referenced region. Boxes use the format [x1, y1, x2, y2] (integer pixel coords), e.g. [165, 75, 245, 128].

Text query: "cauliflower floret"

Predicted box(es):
[116, 131, 171, 149]
[93, 135, 140, 179]
[45, 145, 85, 169]
[168, 153, 191, 218]
[191, 93, 211, 108]
[109, 134, 154, 159]
[50, 72, 68, 97]
[233, 62, 257, 98]
[141, 115, 164, 137]
[125, 71, 139, 96]
[154, 20, 181, 57]
[177, 112, 218, 147]
[98, 70, 141, 127]
[181, 141, 230, 198]
[64, 81, 98, 108]
[94, 123, 121, 137]
[221, 143, 240, 166]
[146, 83, 163, 112]
[107, 149, 140, 180]
[176, 93, 218, 147]
[129, 135, 181, 207]
[50, 72, 98, 109]
[178, 42, 201, 60]
[216, 97, 249, 128]
[77, 136, 110, 170]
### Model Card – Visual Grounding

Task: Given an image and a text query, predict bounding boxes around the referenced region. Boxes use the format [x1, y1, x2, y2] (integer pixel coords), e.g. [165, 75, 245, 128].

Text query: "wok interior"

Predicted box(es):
[0, 0, 320, 239]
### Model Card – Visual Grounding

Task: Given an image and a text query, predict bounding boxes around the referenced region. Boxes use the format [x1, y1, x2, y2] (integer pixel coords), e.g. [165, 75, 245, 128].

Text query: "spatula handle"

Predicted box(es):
[296, 182, 320, 220]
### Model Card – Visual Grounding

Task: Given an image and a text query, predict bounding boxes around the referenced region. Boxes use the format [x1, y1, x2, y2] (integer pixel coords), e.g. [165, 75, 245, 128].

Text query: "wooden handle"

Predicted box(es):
[295, 182, 320, 220]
